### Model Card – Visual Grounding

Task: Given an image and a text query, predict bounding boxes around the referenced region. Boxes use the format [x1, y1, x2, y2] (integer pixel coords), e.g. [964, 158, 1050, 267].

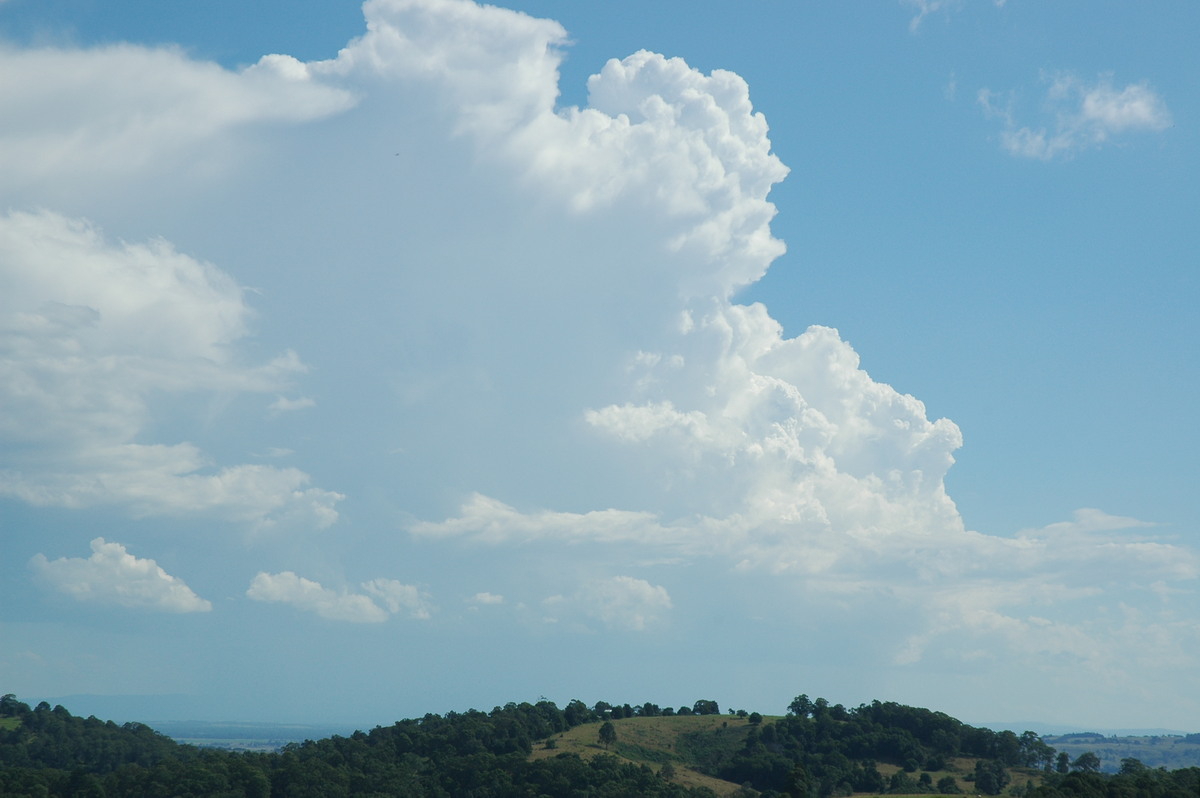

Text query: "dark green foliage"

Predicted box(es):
[7, 691, 1200, 798]
[599, 720, 617, 749]
[974, 759, 1011, 794]
[0, 695, 714, 796]
[937, 775, 961, 793]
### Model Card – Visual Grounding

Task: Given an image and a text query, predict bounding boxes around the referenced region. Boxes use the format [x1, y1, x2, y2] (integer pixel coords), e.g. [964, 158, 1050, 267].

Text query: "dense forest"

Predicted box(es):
[3, 692, 1200, 797]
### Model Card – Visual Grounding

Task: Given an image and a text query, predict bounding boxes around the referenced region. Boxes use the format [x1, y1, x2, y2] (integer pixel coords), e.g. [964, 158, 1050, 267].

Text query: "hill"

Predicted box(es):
[1044, 733, 1200, 773]
[530, 713, 757, 795]
[5, 691, 1200, 797]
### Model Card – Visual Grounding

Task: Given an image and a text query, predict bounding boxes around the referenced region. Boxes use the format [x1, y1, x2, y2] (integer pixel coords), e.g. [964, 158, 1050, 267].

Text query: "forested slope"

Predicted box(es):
[2, 692, 1199, 798]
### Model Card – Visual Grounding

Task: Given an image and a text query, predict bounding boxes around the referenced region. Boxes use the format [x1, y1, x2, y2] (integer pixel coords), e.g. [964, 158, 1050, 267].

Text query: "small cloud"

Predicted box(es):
[31, 537, 211, 613]
[903, 0, 960, 33]
[1022, 507, 1157, 537]
[362, 578, 432, 619]
[260, 447, 295, 458]
[903, 0, 1006, 32]
[576, 576, 672, 632]
[980, 72, 1171, 160]
[247, 571, 388, 623]
[944, 70, 958, 101]
[470, 591, 505, 605]
[247, 572, 433, 622]
[268, 395, 316, 414]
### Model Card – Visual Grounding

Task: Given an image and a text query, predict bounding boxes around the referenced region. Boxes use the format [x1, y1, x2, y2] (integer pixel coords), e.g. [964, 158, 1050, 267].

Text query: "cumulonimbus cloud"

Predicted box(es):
[31, 538, 212, 613]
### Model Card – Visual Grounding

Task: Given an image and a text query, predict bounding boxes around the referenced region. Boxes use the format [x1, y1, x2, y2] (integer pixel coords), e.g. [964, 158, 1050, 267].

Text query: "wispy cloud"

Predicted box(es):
[903, 0, 1005, 33]
[268, 396, 316, 414]
[31, 538, 211, 613]
[979, 72, 1171, 160]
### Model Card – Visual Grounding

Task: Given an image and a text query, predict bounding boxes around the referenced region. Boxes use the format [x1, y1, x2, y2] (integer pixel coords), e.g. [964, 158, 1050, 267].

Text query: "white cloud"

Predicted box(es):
[979, 73, 1171, 160]
[579, 576, 672, 631]
[2, 0, 1195, 723]
[247, 572, 389, 623]
[470, 592, 505, 605]
[302, 0, 1197, 681]
[310, 0, 788, 301]
[247, 572, 432, 622]
[362, 578, 432, 618]
[0, 210, 342, 528]
[541, 576, 672, 631]
[420, 309, 967, 575]
[31, 537, 211, 613]
[903, 0, 962, 32]
[268, 396, 317, 414]
[411, 493, 669, 545]
[0, 44, 354, 197]
[903, 0, 1005, 33]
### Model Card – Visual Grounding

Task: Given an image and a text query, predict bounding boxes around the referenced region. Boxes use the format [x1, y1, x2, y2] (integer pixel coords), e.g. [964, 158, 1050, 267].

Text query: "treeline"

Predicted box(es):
[0, 694, 717, 797]
[1028, 761, 1200, 798]
[2, 692, 1198, 798]
[682, 695, 1060, 796]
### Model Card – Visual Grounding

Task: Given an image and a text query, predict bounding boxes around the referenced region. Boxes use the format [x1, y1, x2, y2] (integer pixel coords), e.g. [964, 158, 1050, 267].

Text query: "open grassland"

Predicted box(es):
[0, 716, 20, 731]
[530, 715, 756, 795]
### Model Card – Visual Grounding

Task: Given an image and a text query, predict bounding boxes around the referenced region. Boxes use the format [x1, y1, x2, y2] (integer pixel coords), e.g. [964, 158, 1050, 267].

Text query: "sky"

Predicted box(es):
[1, 0, 1197, 732]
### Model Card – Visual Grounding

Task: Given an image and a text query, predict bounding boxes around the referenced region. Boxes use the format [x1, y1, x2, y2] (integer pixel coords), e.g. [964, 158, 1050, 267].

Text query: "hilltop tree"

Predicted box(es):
[788, 694, 814, 718]
[1072, 752, 1101, 773]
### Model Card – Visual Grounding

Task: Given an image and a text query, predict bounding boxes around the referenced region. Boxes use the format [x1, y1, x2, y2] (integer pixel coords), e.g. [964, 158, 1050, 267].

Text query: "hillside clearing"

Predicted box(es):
[531, 715, 756, 795]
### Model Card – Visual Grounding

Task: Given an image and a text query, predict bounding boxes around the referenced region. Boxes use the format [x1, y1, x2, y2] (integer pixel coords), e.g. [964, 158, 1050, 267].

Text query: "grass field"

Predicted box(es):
[0, 716, 21, 731]
[530, 714, 756, 795]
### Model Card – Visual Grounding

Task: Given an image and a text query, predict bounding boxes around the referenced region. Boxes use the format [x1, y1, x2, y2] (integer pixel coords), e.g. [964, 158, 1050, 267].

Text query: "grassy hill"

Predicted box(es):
[528, 715, 1053, 797]
[530, 714, 759, 795]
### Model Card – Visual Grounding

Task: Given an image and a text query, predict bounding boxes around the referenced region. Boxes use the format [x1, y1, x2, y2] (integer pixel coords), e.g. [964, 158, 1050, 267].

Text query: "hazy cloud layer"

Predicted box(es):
[31, 538, 211, 613]
[0, 210, 342, 529]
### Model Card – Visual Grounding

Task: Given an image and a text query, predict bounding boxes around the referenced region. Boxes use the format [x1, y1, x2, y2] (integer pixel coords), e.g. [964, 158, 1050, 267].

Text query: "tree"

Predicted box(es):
[749, 712, 763, 725]
[598, 721, 617, 750]
[1056, 752, 1071, 774]
[693, 699, 720, 716]
[788, 694, 814, 718]
[1072, 752, 1101, 774]
[660, 761, 676, 781]
[974, 759, 1010, 795]
[937, 776, 962, 794]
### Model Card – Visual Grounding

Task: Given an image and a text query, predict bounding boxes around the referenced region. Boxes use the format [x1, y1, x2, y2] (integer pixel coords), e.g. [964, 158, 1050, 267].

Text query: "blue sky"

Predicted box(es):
[1, 0, 1197, 731]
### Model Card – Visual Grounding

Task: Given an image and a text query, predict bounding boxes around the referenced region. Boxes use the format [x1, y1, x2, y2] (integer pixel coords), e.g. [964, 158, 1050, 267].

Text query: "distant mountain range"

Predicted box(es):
[982, 722, 1191, 737]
